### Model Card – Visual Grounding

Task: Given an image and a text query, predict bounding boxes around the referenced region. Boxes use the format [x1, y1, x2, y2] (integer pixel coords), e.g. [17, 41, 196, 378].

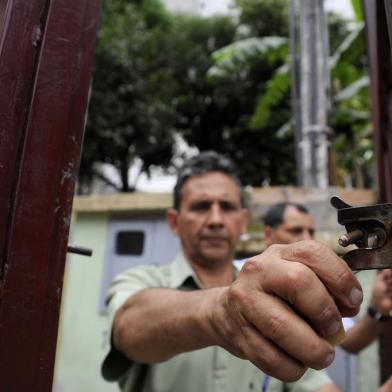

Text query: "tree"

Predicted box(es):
[329, 22, 371, 187]
[79, 0, 177, 193]
[80, 0, 240, 192]
[193, 0, 297, 186]
[81, 0, 371, 192]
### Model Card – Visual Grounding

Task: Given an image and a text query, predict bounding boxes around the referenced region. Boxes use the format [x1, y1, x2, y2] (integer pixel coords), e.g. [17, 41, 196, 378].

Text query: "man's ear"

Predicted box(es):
[240, 209, 249, 234]
[263, 226, 273, 246]
[166, 208, 179, 236]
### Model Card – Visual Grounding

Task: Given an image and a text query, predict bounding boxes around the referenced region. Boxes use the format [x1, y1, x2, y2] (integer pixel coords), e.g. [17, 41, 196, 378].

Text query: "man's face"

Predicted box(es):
[264, 205, 315, 245]
[167, 172, 248, 267]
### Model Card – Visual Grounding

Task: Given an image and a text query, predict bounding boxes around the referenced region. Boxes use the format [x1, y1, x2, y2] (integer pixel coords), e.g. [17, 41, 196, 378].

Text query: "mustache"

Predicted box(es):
[200, 235, 229, 241]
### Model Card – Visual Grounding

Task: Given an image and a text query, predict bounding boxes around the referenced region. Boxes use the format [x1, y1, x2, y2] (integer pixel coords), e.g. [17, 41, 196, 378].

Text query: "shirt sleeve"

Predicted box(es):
[101, 265, 164, 382]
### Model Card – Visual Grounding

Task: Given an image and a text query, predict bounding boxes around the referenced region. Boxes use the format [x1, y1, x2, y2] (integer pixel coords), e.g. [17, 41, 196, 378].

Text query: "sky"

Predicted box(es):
[201, 0, 353, 18]
[325, 0, 354, 19]
[134, 0, 355, 192]
[200, 0, 354, 18]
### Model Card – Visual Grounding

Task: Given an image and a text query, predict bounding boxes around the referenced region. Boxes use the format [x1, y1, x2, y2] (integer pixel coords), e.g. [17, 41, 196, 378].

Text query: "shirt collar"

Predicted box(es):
[169, 252, 241, 290]
[169, 252, 202, 289]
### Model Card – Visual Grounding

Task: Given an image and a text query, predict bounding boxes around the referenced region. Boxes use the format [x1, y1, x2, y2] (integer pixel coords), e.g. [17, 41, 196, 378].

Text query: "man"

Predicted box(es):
[258, 202, 392, 390]
[262, 202, 315, 246]
[102, 152, 362, 392]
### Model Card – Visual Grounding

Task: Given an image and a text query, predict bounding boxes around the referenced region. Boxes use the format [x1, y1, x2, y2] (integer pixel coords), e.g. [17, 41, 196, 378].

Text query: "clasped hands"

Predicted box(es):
[206, 240, 362, 382]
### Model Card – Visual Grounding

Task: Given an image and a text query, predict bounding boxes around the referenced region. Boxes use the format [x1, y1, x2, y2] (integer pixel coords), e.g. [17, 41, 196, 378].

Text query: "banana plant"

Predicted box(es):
[209, 21, 366, 127]
[208, 0, 372, 186]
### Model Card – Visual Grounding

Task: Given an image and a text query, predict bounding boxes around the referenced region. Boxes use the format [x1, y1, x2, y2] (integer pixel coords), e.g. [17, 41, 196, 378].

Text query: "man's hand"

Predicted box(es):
[207, 240, 362, 382]
[340, 269, 392, 354]
[378, 375, 392, 392]
[371, 269, 392, 315]
[113, 241, 362, 383]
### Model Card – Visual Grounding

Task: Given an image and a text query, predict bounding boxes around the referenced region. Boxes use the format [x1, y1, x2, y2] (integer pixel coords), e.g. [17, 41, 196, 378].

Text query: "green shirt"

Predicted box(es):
[102, 253, 333, 392]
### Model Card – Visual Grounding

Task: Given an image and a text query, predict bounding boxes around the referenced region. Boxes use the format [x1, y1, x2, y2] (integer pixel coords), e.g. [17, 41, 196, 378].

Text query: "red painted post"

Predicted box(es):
[0, 0, 102, 390]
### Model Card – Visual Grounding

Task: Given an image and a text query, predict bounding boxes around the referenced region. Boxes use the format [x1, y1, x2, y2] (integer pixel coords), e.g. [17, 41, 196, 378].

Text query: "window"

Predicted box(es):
[115, 231, 145, 255]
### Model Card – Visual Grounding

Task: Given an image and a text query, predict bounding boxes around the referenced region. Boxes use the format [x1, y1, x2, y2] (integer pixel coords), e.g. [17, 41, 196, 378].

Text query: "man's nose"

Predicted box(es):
[207, 204, 224, 226]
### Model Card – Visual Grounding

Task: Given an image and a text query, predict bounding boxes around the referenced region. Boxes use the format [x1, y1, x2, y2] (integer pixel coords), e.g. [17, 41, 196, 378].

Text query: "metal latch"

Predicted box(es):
[331, 196, 392, 271]
[67, 245, 93, 257]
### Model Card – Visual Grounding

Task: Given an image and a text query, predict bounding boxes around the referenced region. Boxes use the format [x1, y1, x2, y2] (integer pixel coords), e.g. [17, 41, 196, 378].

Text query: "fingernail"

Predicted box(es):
[324, 352, 335, 367]
[325, 325, 346, 346]
[349, 287, 363, 306]
[325, 320, 341, 337]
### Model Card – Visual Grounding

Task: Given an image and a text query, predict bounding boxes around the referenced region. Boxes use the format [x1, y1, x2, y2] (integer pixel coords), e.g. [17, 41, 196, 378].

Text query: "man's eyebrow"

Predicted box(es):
[219, 200, 240, 207]
[189, 200, 212, 208]
[188, 199, 239, 206]
[189, 198, 211, 203]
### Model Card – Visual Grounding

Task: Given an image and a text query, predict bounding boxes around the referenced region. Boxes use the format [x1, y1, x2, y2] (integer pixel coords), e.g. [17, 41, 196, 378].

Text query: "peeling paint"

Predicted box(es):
[60, 168, 73, 185]
[62, 216, 71, 227]
[32, 25, 42, 48]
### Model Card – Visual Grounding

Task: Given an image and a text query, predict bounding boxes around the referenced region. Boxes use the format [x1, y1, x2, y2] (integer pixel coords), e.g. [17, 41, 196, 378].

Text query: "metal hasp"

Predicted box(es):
[67, 245, 93, 257]
[331, 196, 392, 271]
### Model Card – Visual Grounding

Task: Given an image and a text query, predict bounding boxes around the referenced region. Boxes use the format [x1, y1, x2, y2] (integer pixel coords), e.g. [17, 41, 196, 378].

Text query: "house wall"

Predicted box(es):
[53, 212, 116, 392]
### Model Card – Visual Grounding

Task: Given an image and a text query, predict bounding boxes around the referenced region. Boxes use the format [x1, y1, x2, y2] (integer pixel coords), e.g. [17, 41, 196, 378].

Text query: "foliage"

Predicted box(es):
[172, 2, 296, 185]
[208, 4, 372, 187]
[350, 0, 364, 22]
[80, 0, 177, 192]
[235, 0, 289, 37]
[81, 0, 371, 192]
[329, 21, 372, 187]
[80, 0, 241, 192]
[208, 37, 288, 82]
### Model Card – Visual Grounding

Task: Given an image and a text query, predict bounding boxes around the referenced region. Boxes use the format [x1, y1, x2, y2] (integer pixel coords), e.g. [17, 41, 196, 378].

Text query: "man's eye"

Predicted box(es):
[287, 227, 303, 235]
[220, 202, 237, 211]
[191, 202, 210, 211]
[286, 227, 315, 236]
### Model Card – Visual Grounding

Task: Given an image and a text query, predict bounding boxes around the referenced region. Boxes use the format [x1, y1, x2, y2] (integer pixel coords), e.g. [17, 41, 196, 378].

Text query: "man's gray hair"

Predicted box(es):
[173, 151, 244, 210]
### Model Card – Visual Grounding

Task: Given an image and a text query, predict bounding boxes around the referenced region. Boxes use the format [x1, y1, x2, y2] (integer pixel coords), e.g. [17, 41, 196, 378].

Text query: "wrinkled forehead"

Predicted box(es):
[181, 172, 242, 204]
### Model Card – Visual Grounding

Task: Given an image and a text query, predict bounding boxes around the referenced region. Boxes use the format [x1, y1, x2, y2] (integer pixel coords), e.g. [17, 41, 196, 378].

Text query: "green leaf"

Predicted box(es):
[350, 0, 363, 22]
[208, 36, 288, 81]
[330, 22, 364, 70]
[334, 76, 369, 102]
[276, 119, 293, 138]
[249, 63, 290, 129]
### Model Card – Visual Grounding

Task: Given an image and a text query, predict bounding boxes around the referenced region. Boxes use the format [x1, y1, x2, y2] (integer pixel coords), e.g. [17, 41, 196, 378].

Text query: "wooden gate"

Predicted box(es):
[0, 0, 101, 390]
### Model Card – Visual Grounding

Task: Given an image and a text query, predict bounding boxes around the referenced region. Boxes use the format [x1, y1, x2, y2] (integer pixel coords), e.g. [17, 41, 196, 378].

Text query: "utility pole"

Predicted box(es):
[290, 0, 331, 188]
